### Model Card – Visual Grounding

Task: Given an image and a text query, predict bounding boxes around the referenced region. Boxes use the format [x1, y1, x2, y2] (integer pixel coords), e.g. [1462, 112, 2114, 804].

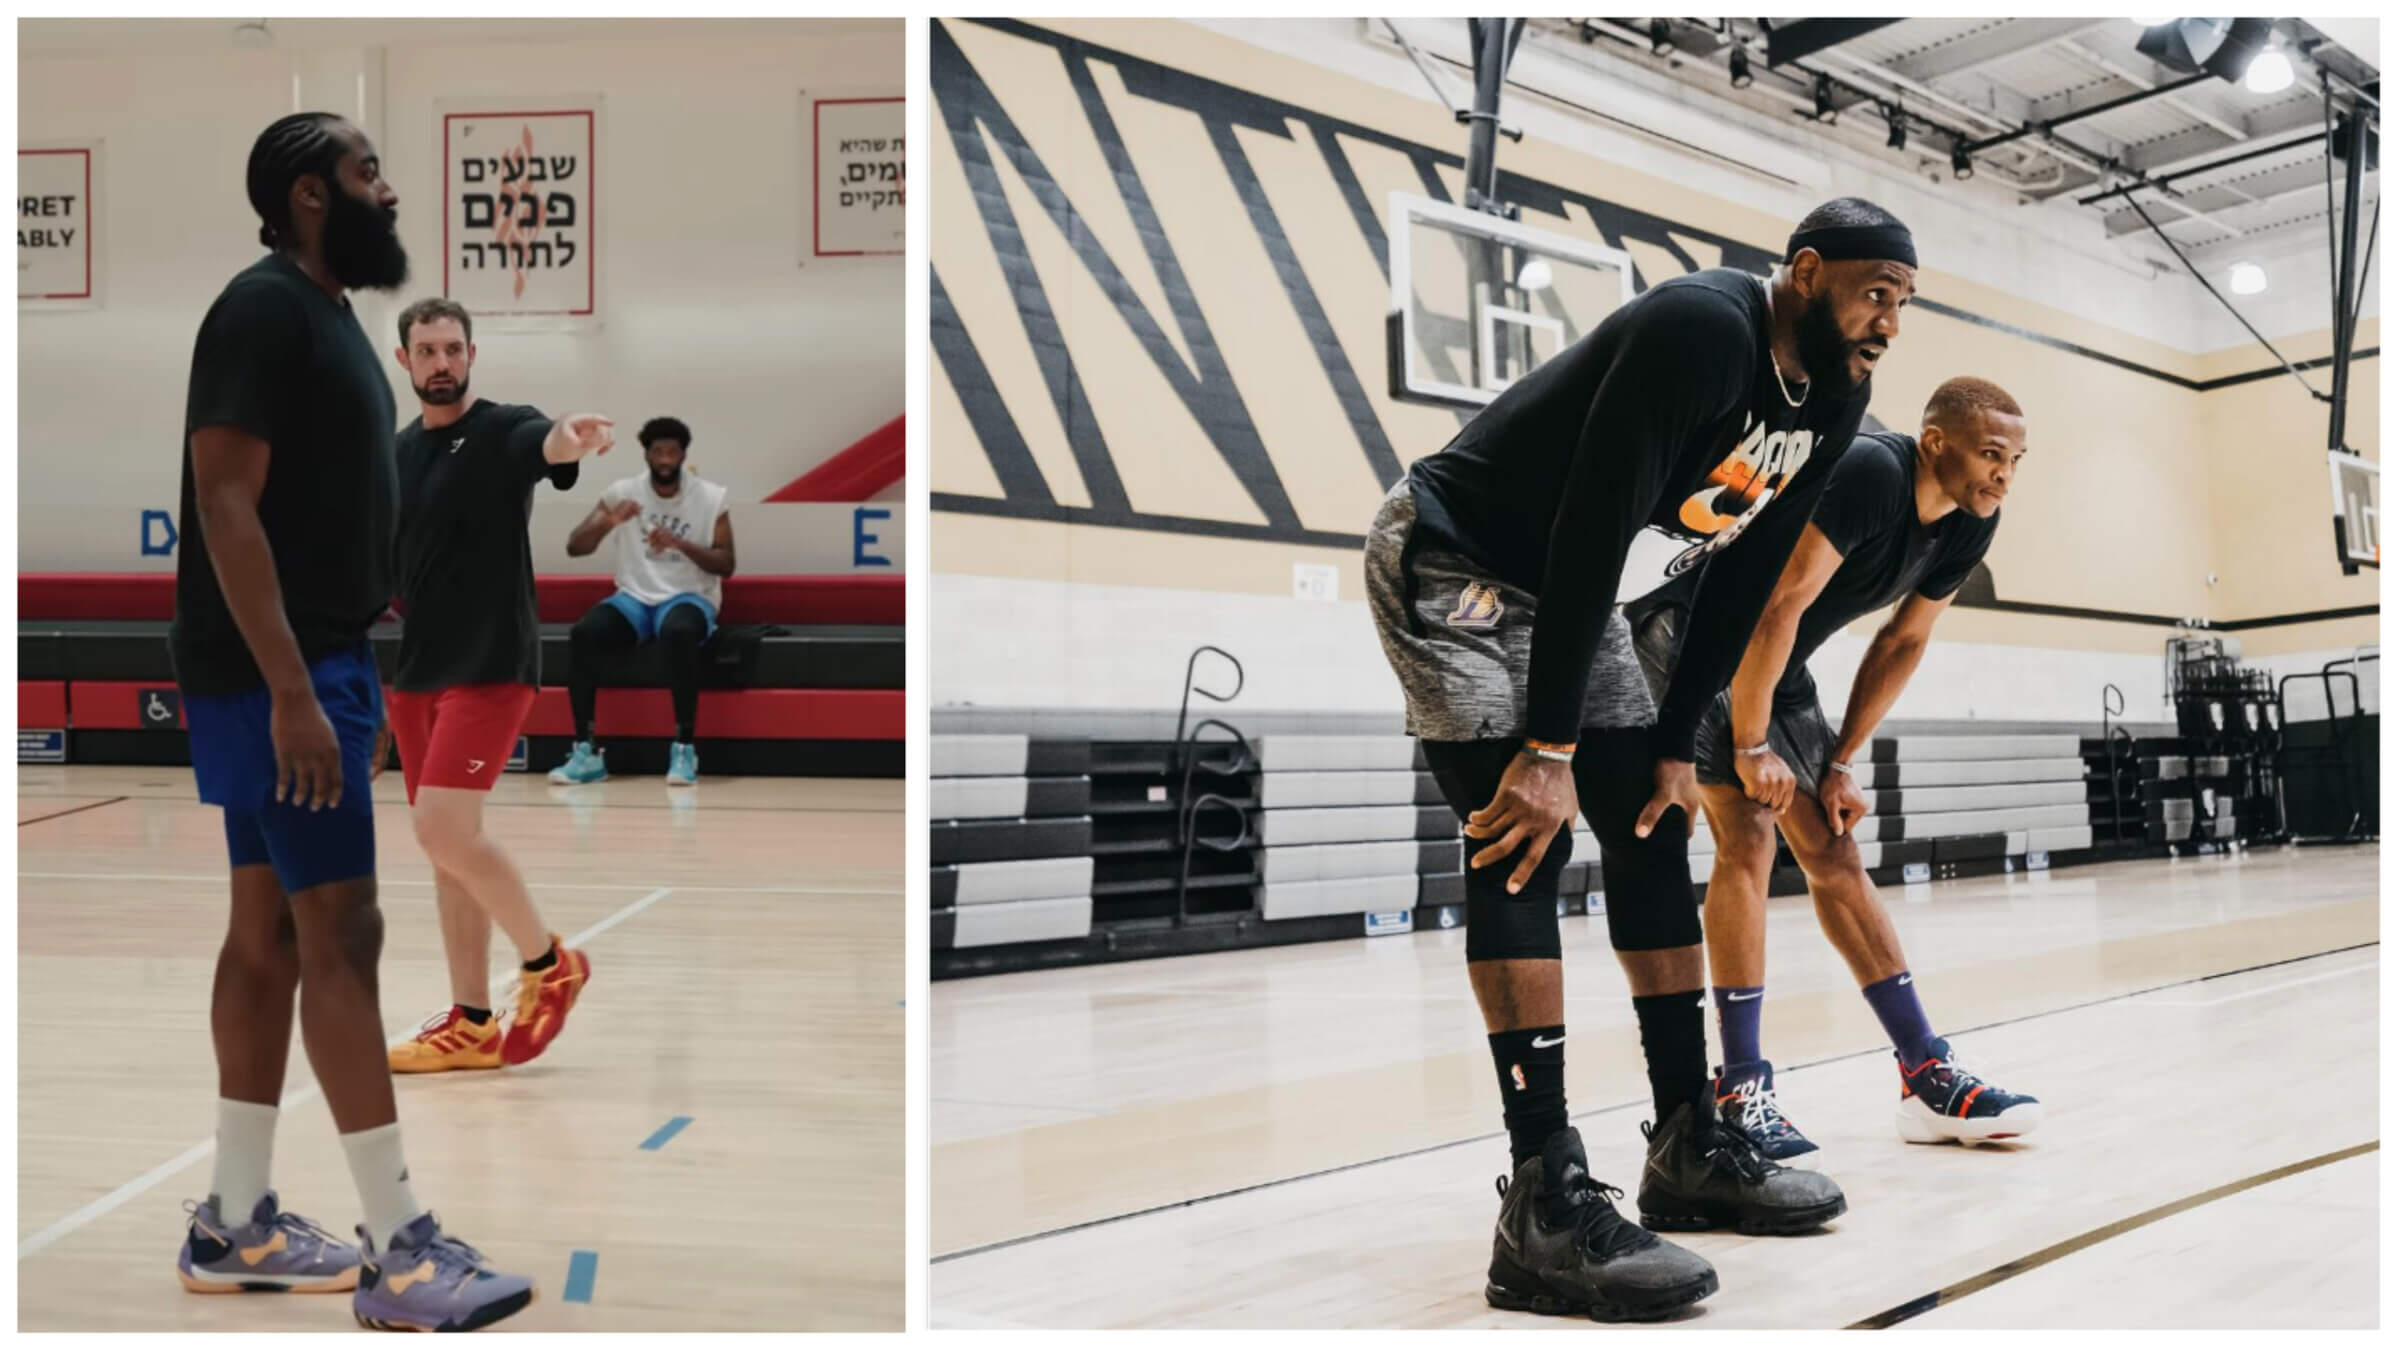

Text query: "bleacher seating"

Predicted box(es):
[933, 708, 2129, 978]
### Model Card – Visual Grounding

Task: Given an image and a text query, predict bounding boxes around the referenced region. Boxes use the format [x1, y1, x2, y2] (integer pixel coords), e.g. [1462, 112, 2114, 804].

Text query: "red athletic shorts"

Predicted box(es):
[388, 684, 537, 805]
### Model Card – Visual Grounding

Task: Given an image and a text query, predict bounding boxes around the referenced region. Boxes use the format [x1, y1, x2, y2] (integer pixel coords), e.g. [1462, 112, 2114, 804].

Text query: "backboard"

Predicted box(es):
[1386, 192, 1633, 409]
[2329, 449, 2379, 573]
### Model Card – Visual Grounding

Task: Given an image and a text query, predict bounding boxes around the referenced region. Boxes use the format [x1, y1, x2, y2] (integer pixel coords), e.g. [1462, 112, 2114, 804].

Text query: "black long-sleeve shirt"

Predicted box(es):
[1406, 267, 1870, 753]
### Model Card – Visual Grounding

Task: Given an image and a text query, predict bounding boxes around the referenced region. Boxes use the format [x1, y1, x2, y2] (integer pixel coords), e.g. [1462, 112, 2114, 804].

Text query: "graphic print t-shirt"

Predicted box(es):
[394, 400, 579, 691]
[1406, 267, 1872, 749]
[598, 472, 728, 609]
[170, 252, 398, 695]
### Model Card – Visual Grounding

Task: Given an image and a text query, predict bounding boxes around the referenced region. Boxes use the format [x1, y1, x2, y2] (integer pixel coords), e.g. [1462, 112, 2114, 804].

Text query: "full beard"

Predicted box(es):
[1793, 291, 1865, 397]
[413, 376, 468, 406]
[323, 190, 410, 292]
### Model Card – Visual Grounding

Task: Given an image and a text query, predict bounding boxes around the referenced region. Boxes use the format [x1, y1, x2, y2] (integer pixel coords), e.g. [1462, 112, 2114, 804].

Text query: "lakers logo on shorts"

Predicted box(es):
[1447, 581, 1505, 630]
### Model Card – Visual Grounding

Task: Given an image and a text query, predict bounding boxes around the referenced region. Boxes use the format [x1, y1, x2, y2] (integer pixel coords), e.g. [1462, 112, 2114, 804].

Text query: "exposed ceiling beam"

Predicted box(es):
[2050, 42, 2249, 143]
[2125, 97, 2337, 171]
[2179, 208, 2365, 259]
[2103, 160, 2370, 233]
[1889, 17, 2113, 83]
[1764, 18, 1903, 68]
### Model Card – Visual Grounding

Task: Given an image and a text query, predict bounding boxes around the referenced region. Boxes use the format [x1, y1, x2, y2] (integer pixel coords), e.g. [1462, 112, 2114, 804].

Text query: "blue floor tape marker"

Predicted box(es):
[639, 1116, 693, 1151]
[564, 1250, 598, 1304]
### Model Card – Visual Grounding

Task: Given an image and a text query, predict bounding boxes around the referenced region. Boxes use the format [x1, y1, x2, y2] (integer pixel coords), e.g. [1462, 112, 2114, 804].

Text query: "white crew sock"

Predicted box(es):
[210, 1098, 279, 1222]
[338, 1122, 425, 1251]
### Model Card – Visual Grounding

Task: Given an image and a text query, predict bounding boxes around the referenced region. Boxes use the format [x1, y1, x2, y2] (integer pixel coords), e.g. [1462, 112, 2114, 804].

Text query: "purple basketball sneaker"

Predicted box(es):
[177, 1192, 360, 1293]
[352, 1213, 535, 1333]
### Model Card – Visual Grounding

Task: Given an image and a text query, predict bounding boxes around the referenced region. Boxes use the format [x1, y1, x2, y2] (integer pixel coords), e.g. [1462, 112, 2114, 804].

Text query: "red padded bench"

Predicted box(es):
[19, 573, 902, 627]
[51, 681, 898, 741]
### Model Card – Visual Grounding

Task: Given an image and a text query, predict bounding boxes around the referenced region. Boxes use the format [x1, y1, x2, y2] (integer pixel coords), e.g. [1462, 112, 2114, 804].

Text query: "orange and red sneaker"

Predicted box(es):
[389, 1008, 503, 1074]
[502, 937, 592, 1065]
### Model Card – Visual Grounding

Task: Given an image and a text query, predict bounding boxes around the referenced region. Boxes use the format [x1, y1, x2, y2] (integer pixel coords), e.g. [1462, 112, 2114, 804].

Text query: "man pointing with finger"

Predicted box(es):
[384, 296, 609, 1074]
[1366, 198, 1917, 1320]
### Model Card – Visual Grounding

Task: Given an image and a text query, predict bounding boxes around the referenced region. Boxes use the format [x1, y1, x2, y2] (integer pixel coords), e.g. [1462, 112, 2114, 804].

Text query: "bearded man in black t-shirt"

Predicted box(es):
[169, 110, 534, 1333]
[1630, 376, 2041, 1170]
[1365, 197, 1919, 1320]
[381, 297, 614, 1076]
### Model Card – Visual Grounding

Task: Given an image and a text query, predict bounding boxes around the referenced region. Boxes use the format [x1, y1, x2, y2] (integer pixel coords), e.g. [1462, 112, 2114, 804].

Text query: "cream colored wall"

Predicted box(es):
[930, 18, 2378, 711]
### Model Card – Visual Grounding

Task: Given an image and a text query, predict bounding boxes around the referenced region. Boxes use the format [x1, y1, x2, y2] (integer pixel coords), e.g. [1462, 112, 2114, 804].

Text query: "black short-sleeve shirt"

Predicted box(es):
[1780, 430, 1997, 693]
[170, 253, 398, 695]
[394, 400, 577, 691]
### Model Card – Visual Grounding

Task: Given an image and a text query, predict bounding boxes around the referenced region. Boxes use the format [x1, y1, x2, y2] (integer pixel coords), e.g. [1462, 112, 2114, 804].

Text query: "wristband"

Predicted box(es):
[1735, 742, 1773, 757]
[1827, 760, 1854, 777]
[1522, 738, 1576, 764]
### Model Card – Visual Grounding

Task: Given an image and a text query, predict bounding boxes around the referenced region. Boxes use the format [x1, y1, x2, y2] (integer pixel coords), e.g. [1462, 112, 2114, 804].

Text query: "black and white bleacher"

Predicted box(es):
[930, 734, 1094, 953]
[932, 711, 2119, 978]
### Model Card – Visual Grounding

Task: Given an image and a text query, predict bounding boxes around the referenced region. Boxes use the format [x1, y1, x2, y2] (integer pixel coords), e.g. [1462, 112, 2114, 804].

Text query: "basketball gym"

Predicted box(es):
[926, 18, 2380, 1329]
[17, 18, 903, 1331]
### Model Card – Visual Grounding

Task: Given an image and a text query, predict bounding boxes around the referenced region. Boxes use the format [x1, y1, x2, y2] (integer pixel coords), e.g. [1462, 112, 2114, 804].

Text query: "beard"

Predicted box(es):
[322, 188, 410, 292]
[413, 375, 468, 406]
[1792, 290, 1865, 396]
[649, 463, 683, 490]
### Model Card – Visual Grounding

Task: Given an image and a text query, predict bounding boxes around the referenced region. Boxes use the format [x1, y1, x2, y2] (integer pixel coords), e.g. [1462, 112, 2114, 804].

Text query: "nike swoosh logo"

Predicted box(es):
[1897, 975, 1912, 986]
[467, 759, 485, 772]
[1530, 1034, 1565, 1049]
[1724, 990, 1762, 1002]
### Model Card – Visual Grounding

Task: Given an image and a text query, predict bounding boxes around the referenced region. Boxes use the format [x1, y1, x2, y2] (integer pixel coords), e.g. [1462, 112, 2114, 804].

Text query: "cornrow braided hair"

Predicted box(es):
[246, 112, 347, 249]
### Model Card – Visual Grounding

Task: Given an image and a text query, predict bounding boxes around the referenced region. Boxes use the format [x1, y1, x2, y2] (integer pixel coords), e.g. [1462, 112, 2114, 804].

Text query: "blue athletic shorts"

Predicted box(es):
[601, 591, 718, 643]
[183, 640, 382, 895]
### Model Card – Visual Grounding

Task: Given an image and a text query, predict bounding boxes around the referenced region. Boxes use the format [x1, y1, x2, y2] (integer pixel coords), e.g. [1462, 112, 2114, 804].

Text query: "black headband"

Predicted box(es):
[1785, 223, 1917, 268]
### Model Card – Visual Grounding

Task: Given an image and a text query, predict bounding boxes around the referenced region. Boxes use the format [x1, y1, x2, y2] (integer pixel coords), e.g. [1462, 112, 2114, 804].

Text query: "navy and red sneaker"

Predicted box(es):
[1714, 1062, 1821, 1170]
[1895, 1037, 2042, 1144]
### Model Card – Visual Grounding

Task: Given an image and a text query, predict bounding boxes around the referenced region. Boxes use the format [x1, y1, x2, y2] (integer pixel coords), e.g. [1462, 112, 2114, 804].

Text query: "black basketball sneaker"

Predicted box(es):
[1714, 1062, 1821, 1169]
[1896, 1037, 2042, 1144]
[1637, 1100, 1847, 1235]
[1485, 1126, 1719, 1322]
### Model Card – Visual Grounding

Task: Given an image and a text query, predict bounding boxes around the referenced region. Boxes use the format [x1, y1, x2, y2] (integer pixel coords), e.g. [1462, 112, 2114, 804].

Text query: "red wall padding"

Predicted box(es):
[20, 573, 902, 627]
[517, 688, 901, 741]
[66, 681, 186, 730]
[62, 680, 897, 741]
[20, 681, 67, 728]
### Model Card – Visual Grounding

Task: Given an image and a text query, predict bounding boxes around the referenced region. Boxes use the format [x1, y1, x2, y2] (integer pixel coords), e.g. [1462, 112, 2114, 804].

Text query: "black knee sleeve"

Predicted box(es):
[1462, 826, 1570, 961]
[1572, 728, 1703, 953]
[1421, 739, 1567, 963]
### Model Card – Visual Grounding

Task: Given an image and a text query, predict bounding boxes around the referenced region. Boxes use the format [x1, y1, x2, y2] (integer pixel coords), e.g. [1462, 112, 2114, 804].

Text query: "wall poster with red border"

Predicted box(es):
[441, 101, 599, 328]
[812, 95, 903, 259]
[20, 144, 97, 305]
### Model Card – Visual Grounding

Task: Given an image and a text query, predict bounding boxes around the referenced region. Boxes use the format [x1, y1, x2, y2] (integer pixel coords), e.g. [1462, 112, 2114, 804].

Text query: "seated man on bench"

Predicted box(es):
[552, 416, 735, 786]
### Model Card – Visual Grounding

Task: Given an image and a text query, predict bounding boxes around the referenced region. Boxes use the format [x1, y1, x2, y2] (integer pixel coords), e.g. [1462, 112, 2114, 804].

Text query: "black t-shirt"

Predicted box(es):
[394, 400, 576, 691]
[1637, 430, 1997, 700]
[1783, 430, 1995, 691]
[1406, 267, 1871, 750]
[170, 253, 398, 695]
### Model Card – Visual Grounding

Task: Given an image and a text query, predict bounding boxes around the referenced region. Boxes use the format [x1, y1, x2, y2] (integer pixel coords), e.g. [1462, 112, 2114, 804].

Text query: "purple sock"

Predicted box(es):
[1863, 971, 1938, 1065]
[1712, 985, 1765, 1074]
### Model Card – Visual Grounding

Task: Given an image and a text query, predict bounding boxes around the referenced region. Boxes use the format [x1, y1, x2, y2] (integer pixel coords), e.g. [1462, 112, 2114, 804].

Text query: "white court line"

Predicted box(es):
[18, 887, 676, 1261]
[19, 871, 892, 896]
[2136, 959, 2379, 1009]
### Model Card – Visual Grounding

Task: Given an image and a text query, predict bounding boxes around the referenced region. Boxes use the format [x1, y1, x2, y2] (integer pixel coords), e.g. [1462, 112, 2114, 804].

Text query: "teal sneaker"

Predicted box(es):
[666, 742, 699, 787]
[547, 741, 607, 785]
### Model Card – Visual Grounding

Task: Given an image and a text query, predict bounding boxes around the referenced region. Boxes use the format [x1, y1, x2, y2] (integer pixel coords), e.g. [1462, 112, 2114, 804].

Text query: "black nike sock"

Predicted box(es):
[456, 1005, 492, 1026]
[1489, 1026, 1569, 1170]
[1631, 990, 1712, 1128]
[523, 944, 559, 974]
